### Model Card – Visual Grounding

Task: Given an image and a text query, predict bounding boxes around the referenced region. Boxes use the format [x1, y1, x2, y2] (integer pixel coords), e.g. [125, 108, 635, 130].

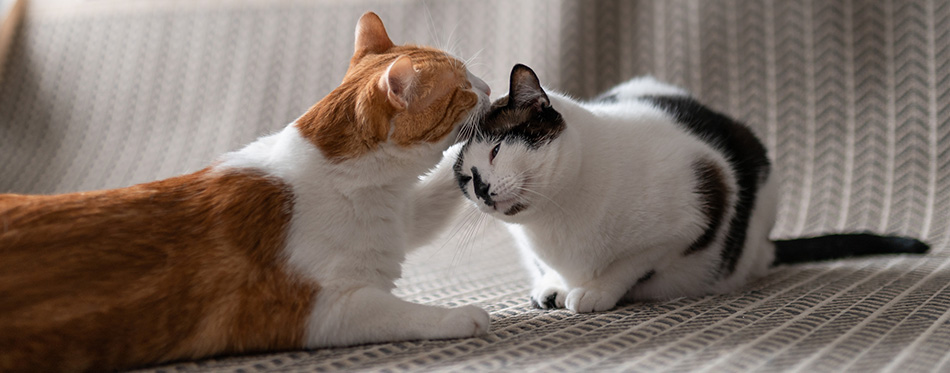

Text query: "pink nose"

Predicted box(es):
[468, 72, 491, 96]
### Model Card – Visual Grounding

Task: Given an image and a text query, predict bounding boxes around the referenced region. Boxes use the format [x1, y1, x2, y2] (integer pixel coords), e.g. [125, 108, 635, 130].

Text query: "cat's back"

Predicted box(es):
[572, 77, 696, 142]
[551, 84, 717, 186]
[0, 168, 315, 372]
[0, 168, 291, 254]
[587, 76, 689, 107]
[577, 77, 770, 188]
[588, 76, 769, 173]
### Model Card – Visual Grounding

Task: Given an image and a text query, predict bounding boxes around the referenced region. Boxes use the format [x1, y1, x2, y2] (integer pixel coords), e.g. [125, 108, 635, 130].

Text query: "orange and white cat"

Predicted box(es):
[0, 12, 492, 372]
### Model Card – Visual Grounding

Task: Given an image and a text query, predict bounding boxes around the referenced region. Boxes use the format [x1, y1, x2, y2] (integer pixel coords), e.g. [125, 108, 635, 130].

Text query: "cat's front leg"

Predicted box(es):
[529, 262, 568, 309]
[307, 286, 490, 347]
[512, 230, 569, 310]
[565, 286, 627, 313]
[406, 146, 466, 249]
[564, 258, 650, 313]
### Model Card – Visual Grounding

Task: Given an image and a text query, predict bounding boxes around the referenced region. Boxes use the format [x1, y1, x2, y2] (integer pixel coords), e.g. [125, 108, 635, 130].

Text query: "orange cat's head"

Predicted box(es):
[297, 12, 491, 163]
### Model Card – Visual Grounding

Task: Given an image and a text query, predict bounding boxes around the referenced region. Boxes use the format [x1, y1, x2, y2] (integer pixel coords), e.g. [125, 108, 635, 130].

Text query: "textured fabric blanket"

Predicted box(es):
[2, 0, 949, 371]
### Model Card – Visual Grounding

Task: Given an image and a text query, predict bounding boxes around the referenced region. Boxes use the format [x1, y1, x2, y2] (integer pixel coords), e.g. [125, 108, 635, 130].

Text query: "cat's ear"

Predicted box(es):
[378, 55, 417, 111]
[508, 64, 550, 111]
[353, 12, 395, 61]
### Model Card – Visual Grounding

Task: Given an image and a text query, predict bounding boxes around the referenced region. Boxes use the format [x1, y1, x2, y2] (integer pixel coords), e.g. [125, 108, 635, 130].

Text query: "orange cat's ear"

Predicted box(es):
[378, 55, 417, 111]
[353, 12, 395, 61]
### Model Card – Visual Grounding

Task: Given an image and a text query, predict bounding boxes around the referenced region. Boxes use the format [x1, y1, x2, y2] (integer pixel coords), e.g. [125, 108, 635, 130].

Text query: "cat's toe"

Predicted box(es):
[530, 287, 566, 309]
[439, 305, 491, 337]
[530, 293, 558, 309]
[529, 297, 543, 309]
[565, 288, 618, 313]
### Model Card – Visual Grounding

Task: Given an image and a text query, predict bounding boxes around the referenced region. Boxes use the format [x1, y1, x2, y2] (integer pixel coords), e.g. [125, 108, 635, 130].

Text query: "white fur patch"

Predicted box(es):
[214, 70, 494, 346]
[457, 76, 771, 312]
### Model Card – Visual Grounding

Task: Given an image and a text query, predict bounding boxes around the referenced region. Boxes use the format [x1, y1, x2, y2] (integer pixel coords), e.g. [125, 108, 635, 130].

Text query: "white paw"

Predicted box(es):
[531, 285, 567, 309]
[565, 287, 620, 313]
[438, 305, 491, 338]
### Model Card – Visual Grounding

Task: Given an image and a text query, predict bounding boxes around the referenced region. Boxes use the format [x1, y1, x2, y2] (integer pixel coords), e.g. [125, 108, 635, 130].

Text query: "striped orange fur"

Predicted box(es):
[297, 14, 479, 162]
[0, 169, 315, 372]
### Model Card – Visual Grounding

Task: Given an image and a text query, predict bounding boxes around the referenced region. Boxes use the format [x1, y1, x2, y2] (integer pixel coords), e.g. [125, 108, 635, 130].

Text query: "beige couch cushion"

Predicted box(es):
[2, 1, 949, 371]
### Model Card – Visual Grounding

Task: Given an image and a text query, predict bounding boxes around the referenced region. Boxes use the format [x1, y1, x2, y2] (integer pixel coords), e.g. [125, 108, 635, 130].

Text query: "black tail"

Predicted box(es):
[772, 233, 929, 265]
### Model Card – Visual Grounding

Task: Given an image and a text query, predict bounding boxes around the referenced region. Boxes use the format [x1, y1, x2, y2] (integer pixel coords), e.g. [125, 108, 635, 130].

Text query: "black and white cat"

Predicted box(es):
[452, 64, 928, 313]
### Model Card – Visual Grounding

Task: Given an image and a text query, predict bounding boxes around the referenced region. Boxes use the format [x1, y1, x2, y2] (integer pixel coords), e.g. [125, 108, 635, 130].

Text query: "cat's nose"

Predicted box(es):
[474, 181, 492, 206]
[470, 167, 493, 206]
[468, 71, 491, 97]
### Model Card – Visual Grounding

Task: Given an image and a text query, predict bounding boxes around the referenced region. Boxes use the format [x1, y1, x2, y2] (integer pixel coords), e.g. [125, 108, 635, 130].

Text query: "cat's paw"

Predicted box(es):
[530, 286, 567, 309]
[438, 305, 491, 338]
[565, 287, 620, 313]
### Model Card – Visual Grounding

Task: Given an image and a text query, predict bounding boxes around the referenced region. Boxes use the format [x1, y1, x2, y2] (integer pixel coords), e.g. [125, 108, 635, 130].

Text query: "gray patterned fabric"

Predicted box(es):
[3, 0, 950, 371]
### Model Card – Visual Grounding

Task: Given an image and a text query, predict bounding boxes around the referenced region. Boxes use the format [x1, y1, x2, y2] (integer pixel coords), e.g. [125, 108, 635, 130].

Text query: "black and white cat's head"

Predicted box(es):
[453, 64, 567, 218]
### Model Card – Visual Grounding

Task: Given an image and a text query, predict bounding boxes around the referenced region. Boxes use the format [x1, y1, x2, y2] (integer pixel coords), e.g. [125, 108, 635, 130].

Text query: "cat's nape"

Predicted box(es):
[0, 12, 492, 372]
[453, 64, 929, 314]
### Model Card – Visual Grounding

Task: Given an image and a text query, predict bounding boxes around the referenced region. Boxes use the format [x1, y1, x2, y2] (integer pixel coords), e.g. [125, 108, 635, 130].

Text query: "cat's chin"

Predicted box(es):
[475, 198, 528, 217]
[502, 202, 529, 216]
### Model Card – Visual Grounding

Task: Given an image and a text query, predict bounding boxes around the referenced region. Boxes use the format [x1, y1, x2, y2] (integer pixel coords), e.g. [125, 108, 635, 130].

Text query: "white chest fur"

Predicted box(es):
[217, 123, 491, 347]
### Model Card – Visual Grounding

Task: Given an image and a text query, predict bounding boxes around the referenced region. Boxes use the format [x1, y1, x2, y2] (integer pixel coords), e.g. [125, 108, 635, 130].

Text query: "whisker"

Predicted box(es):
[443, 21, 463, 60]
[462, 209, 493, 266]
[464, 48, 484, 68]
[445, 205, 481, 248]
[456, 114, 478, 143]
[518, 186, 569, 215]
[422, 1, 441, 49]
[453, 205, 485, 267]
[429, 203, 482, 261]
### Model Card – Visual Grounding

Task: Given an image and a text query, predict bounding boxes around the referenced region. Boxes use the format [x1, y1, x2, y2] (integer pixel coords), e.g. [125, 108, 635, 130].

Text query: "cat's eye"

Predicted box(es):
[489, 144, 501, 164]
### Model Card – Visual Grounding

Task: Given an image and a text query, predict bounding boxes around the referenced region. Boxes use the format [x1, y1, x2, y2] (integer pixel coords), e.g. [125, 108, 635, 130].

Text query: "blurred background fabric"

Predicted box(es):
[3, 0, 950, 371]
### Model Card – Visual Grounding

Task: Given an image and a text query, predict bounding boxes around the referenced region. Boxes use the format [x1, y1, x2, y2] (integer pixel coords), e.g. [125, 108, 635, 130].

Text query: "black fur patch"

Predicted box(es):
[684, 158, 729, 255]
[773, 233, 929, 264]
[475, 97, 566, 149]
[470, 65, 566, 149]
[641, 95, 771, 278]
[529, 298, 542, 309]
[505, 203, 528, 216]
[451, 98, 565, 201]
[529, 292, 560, 309]
[470, 167, 493, 206]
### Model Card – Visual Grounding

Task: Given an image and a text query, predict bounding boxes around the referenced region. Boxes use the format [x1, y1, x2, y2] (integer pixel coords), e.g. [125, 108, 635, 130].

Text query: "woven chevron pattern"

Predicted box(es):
[3, 0, 950, 371]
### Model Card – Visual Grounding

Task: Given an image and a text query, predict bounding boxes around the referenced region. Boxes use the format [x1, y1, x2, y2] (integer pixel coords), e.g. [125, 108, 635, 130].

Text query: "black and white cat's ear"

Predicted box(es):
[353, 12, 395, 61]
[508, 64, 550, 111]
[379, 55, 417, 110]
